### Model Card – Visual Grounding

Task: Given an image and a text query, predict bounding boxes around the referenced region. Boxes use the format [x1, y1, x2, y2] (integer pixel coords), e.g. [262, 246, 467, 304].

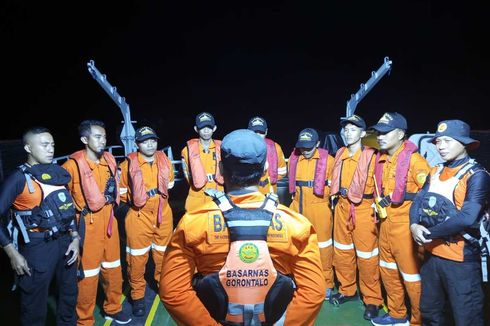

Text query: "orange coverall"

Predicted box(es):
[377, 144, 429, 325]
[63, 153, 123, 326]
[288, 149, 335, 289]
[118, 152, 175, 301]
[181, 139, 223, 211]
[332, 148, 383, 306]
[258, 141, 287, 195]
[159, 191, 326, 326]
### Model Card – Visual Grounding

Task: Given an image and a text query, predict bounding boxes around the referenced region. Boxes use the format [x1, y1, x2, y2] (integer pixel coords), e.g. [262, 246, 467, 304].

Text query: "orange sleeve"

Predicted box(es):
[283, 220, 326, 325]
[167, 153, 175, 185]
[118, 159, 129, 203]
[159, 216, 221, 326]
[275, 143, 287, 179]
[62, 158, 85, 211]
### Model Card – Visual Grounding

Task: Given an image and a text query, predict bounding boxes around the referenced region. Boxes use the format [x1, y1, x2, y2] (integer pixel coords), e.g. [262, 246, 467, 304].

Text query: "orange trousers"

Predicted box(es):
[379, 218, 421, 326]
[290, 199, 334, 289]
[77, 206, 123, 326]
[333, 198, 382, 305]
[125, 202, 173, 300]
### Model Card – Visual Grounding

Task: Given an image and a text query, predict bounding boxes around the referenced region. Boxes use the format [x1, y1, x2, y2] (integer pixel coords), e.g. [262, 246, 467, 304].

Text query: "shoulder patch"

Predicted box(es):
[416, 172, 428, 185]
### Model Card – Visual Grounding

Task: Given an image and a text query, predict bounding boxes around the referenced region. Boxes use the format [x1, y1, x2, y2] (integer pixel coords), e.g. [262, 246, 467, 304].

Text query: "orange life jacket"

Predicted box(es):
[288, 148, 329, 197]
[186, 139, 223, 188]
[127, 151, 170, 224]
[265, 138, 279, 184]
[69, 150, 120, 212]
[330, 146, 375, 204]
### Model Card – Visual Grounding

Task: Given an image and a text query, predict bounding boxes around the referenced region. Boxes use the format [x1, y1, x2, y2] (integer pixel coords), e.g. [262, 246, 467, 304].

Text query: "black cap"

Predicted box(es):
[431, 119, 480, 151]
[135, 126, 159, 142]
[295, 128, 319, 148]
[248, 116, 268, 133]
[195, 112, 216, 129]
[369, 112, 407, 132]
[340, 114, 366, 130]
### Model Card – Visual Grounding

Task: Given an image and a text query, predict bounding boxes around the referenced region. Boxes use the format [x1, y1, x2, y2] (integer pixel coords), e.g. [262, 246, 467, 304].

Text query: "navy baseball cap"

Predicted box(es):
[221, 129, 267, 165]
[340, 114, 366, 130]
[431, 119, 480, 151]
[369, 112, 407, 133]
[295, 128, 319, 148]
[195, 112, 216, 129]
[248, 116, 268, 133]
[135, 126, 159, 142]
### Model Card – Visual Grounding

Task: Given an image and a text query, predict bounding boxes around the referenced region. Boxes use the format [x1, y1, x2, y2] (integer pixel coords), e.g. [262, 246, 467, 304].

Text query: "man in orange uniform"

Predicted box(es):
[160, 129, 326, 326]
[247, 116, 287, 195]
[181, 112, 223, 211]
[329, 115, 383, 320]
[410, 120, 489, 326]
[118, 126, 175, 317]
[368, 112, 430, 326]
[288, 128, 335, 299]
[63, 120, 131, 325]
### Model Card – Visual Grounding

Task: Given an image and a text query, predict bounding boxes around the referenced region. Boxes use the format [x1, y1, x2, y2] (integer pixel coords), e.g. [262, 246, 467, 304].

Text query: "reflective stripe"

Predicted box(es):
[227, 220, 271, 227]
[333, 240, 355, 250]
[318, 239, 332, 248]
[167, 181, 175, 189]
[379, 260, 398, 270]
[84, 267, 101, 278]
[400, 270, 421, 282]
[151, 243, 167, 252]
[277, 167, 287, 175]
[101, 259, 121, 269]
[356, 247, 379, 259]
[126, 245, 152, 256]
[119, 187, 128, 195]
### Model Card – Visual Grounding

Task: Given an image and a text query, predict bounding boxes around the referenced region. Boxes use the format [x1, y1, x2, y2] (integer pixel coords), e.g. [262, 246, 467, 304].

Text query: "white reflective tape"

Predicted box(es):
[83, 267, 101, 278]
[101, 259, 121, 269]
[379, 260, 398, 270]
[119, 187, 128, 195]
[318, 239, 332, 248]
[167, 181, 175, 189]
[263, 200, 277, 213]
[126, 245, 152, 256]
[356, 247, 379, 259]
[217, 200, 234, 211]
[151, 243, 167, 252]
[400, 270, 421, 282]
[277, 167, 287, 175]
[226, 220, 271, 227]
[333, 240, 355, 250]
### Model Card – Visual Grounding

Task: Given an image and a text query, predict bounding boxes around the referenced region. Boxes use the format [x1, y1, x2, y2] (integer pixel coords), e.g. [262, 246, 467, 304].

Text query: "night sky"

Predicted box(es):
[2, 1, 489, 157]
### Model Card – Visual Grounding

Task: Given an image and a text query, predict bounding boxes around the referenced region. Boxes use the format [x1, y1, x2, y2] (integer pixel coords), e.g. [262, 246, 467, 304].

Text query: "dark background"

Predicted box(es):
[1, 1, 489, 157]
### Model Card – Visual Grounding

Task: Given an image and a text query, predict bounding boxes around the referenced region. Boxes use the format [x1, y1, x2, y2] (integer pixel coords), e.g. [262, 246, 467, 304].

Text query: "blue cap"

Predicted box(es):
[248, 116, 268, 133]
[340, 114, 366, 130]
[221, 129, 267, 165]
[295, 128, 319, 148]
[431, 119, 480, 151]
[369, 112, 407, 132]
[195, 112, 216, 129]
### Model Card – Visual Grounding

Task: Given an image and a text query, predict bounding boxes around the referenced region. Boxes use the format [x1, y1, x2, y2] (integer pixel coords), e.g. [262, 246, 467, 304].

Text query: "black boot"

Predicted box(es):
[363, 304, 379, 320]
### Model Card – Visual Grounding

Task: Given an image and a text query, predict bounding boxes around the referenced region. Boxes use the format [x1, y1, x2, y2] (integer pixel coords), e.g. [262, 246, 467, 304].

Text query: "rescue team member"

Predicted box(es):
[409, 120, 489, 326]
[63, 120, 131, 325]
[329, 115, 383, 320]
[288, 128, 335, 300]
[0, 127, 79, 326]
[118, 126, 175, 317]
[160, 129, 326, 326]
[369, 112, 430, 326]
[247, 116, 287, 195]
[181, 112, 223, 211]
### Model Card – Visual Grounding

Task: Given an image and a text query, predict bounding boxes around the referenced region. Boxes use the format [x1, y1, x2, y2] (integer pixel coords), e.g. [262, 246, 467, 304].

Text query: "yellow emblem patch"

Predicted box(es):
[437, 123, 447, 132]
[416, 172, 428, 185]
[41, 173, 51, 180]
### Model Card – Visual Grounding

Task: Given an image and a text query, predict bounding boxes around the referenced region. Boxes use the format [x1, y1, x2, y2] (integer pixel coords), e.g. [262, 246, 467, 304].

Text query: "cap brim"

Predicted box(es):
[340, 119, 365, 129]
[136, 135, 159, 142]
[249, 126, 267, 133]
[369, 123, 396, 133]
[295, 140, 316, 148]
[431, 135, 480, 151]
[196, 123, 215, 129]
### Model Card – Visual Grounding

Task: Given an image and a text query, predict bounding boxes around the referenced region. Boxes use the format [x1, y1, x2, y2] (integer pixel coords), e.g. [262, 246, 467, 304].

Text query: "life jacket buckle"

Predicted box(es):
[339, 187, 348, 197]
[207, 174, 215, 182]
